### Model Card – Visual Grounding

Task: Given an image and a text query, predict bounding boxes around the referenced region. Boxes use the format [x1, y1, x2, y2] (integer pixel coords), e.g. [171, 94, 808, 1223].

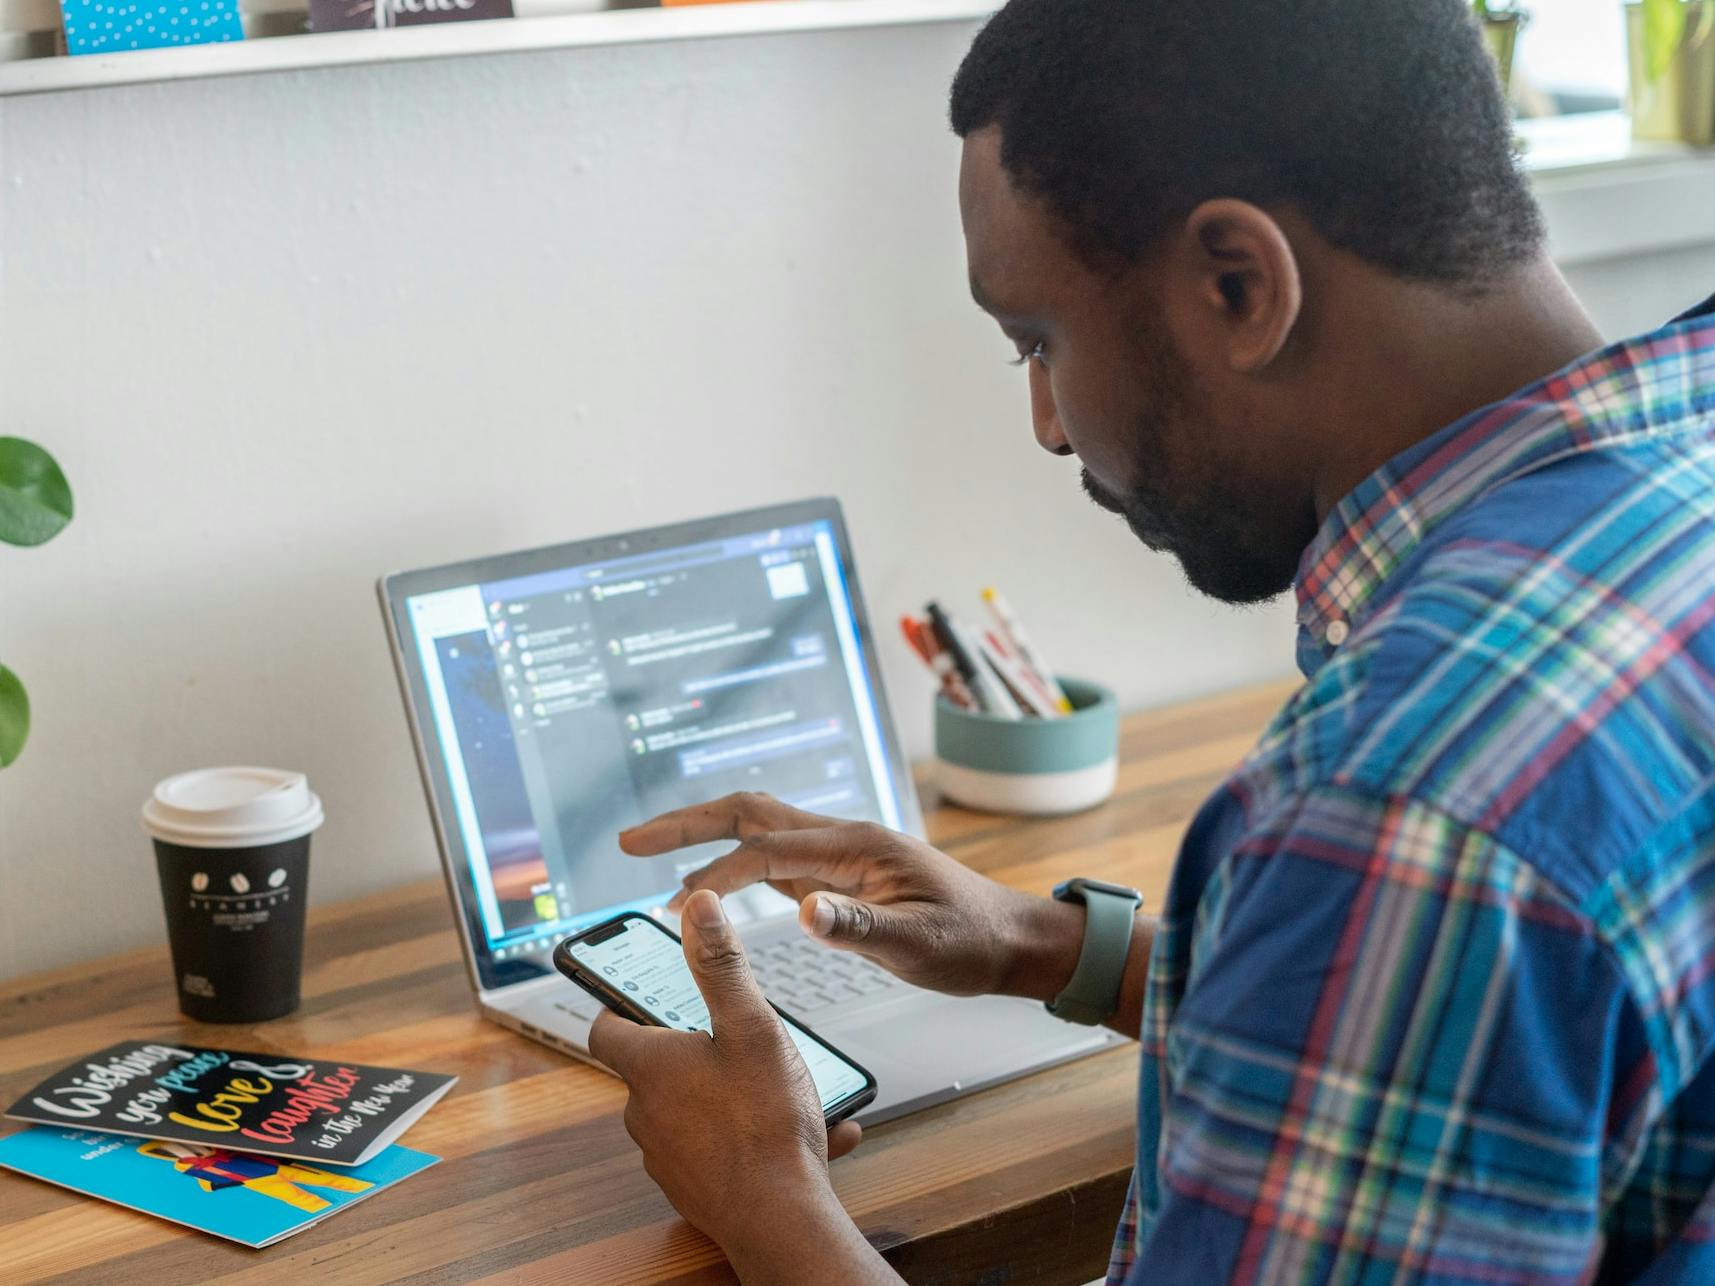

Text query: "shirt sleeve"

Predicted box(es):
[1124, 787, 1649, 1285]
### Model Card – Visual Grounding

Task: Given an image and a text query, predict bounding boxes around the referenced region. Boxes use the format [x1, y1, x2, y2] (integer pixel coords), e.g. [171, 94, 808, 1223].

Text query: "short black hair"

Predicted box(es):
[950, 0, 1544, 287]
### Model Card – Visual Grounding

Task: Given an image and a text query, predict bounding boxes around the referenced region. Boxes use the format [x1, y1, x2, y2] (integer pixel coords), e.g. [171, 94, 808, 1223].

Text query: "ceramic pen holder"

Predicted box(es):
[934, 677, 1119, 816]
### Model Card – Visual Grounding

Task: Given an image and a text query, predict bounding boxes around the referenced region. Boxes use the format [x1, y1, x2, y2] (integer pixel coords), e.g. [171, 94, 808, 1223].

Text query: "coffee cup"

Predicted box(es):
[142, 767, 324, 1023]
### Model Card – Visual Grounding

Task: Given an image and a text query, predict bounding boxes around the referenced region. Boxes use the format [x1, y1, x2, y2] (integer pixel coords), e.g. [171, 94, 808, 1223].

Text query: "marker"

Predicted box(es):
[979, 630, 1061, 719]
[982, 587, 1072, 714]
[926, 602, 1018, 718]
[900, 615, 933, 665]
[982, 628, 1061, 716]
[904, 614, 976, 710]
[918, 618, 978, 711]
[949, 615, 1022, 719]
[930, 648, 979, 711]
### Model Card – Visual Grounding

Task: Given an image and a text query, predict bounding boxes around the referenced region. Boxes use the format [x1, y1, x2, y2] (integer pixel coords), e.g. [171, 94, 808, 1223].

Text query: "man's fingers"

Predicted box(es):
[827, 1120, 863, 1161]
[587, 1008, 654, 1079]
[679, 889, 777, 1037]
[801, 890, 923, 957]
[619, 792, 835, 856]
[666, 828, 859, 911]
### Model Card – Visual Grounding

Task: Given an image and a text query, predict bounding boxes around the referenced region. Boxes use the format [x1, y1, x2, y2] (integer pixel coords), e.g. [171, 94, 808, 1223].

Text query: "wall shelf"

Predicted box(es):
[0, 0, 995, 96]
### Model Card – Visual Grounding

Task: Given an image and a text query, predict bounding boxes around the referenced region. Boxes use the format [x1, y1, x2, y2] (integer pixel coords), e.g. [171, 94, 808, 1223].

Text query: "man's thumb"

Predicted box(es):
[804, 891, 907, 951]
[680, 889, 773, 1034]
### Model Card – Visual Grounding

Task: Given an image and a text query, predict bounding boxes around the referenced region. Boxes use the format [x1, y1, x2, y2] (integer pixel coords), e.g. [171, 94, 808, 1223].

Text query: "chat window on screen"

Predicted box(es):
[569, 918, 868, 1113]
[412, 520, 903, 962]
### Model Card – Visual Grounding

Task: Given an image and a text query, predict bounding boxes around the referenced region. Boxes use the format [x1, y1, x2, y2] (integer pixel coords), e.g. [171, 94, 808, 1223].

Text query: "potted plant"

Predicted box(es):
[1627, 0, 1715, 143]
[1474, 0, 1528, 94]
[0, 438, 74, 767]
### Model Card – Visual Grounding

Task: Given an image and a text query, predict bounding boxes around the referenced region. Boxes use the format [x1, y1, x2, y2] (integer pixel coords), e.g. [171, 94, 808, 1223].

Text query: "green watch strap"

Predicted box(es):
[1046, 878, 1142, 1026]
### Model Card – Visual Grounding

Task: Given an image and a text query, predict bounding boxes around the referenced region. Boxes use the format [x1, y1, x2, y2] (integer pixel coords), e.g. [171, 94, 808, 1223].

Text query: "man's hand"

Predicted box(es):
[619, 792, 1086, 1003]
[588, 889, 896, 1282]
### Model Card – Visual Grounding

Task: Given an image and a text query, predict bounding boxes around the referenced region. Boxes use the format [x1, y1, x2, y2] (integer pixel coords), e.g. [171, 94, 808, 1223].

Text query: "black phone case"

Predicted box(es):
[552, 913, 879, 1125]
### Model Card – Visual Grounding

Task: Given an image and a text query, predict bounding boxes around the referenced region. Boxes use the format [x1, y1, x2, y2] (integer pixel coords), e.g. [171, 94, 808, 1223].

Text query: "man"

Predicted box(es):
[589, 0, 1715, 1280]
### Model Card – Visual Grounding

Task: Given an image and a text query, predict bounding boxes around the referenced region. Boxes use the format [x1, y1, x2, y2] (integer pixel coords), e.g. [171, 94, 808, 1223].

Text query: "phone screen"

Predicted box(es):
[565, 916, 872, 1116]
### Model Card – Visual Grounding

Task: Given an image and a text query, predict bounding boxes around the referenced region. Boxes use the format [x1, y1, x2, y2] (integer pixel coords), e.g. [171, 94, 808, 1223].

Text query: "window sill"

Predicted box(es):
[1519, 110, 1684, 174]
[1520, 112, 1715, 268]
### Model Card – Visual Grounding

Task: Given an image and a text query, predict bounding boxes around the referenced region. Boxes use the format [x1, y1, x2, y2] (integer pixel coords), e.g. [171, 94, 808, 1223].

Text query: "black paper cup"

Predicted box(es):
[142, 768, 324, 1023]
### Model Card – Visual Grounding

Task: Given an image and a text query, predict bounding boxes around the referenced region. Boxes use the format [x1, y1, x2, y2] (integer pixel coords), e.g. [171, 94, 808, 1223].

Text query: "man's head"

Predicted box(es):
[952, 0, 1545, 604]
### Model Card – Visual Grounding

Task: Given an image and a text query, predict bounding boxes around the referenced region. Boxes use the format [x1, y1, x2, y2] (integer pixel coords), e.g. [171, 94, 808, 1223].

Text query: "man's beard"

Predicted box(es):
[1081, 467, 1294, 605]
[1080, 328, 1301, 606]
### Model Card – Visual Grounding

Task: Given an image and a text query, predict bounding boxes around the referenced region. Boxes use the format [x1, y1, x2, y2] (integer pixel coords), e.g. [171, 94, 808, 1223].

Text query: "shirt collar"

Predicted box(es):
[1675, 291, 1715, 323]
[1293, 297, 1715, 677]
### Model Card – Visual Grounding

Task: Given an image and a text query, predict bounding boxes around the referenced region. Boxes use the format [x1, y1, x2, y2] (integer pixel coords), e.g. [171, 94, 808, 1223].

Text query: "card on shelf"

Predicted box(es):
[307, 0, 512, 33]
[59, 0, 243, 54]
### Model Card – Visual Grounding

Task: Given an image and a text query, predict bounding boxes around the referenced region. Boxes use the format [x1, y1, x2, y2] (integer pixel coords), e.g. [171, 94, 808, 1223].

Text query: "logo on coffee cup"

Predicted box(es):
[268, 869, 287, 888]
[191, 872, 209, 892]
[230, 873, 250, 894]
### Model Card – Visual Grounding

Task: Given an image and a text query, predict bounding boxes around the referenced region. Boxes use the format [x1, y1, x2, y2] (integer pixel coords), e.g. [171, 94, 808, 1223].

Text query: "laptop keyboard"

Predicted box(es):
[751, 938, 902, 1015]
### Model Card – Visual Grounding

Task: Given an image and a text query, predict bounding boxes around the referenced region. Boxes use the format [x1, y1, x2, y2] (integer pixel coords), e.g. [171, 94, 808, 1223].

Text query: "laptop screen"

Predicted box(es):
[389, 504, 915, 989]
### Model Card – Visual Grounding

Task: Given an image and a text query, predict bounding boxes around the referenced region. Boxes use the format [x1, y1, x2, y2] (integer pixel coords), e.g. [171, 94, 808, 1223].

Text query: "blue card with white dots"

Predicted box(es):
[61, 0, 244, 54]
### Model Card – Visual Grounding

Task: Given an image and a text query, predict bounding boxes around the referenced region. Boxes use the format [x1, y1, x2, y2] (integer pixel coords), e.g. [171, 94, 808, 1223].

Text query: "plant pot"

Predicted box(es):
[1627, 1, 1715, 144]
[1482, 12, 1527, 94]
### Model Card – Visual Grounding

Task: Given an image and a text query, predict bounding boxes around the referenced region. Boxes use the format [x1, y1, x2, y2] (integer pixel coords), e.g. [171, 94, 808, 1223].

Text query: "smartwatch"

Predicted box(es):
[1046, 877, 1144, 1026]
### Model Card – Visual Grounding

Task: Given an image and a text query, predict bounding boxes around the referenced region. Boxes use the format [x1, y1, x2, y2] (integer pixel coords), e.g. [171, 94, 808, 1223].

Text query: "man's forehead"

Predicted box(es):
[958, 128, 1016, 240]
[959, 128, 1051, 312]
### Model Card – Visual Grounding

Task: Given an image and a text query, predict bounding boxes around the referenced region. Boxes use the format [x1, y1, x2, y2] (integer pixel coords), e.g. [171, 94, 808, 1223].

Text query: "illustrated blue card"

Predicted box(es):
[59, 0, 244, 55]
[0, 1126, 438, 1248]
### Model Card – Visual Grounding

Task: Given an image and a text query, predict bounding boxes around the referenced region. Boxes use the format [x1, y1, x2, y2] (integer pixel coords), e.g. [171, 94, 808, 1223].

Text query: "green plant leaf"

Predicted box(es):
[1644, 0, 1689, 83]
[0, 437, 73, 548]
[1472, 0, 1490, 18]
[0, 664, 28, 768]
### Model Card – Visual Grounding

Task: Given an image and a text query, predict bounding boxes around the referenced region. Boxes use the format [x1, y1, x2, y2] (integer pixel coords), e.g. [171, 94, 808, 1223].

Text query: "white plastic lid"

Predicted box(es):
[141, 767, 324, 849]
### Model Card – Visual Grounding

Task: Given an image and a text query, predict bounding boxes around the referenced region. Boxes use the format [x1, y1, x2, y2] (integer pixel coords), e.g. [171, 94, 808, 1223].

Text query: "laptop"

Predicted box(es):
[378, 497, 1121, 1123]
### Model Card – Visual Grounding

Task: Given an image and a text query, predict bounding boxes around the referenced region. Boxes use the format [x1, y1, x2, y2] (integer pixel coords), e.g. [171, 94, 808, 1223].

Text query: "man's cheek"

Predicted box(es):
[1057, 390, 1128, 481]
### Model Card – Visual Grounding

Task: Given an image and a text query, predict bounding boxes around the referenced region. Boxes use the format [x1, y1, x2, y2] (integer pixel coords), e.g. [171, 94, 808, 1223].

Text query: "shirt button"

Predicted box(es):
[1325, 620, 1350, 647]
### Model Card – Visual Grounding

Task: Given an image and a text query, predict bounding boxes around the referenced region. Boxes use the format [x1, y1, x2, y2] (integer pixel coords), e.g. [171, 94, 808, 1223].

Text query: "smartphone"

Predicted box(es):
[553, 911, 878, 1125]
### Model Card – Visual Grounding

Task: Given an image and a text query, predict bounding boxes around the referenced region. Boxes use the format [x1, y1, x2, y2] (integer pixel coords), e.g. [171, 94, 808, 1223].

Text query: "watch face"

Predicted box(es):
[1058, 877, 1143, 904]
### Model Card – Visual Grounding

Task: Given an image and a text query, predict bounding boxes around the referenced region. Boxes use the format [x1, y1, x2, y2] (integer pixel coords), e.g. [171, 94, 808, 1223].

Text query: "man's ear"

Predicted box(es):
[1183, 199, 1303, 374]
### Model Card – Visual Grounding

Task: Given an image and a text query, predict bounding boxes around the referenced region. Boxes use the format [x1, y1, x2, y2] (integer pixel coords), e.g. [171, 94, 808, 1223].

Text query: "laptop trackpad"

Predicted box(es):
[837, 993, 1108, 1082]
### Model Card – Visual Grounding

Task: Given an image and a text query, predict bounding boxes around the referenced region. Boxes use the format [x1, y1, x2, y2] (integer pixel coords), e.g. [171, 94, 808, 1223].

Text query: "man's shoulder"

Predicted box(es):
[1276, 442, 1715, 901]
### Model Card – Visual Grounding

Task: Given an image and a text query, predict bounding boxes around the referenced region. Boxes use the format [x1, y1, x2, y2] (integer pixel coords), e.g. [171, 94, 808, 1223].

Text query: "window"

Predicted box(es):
[1511, 0, 1627, 117]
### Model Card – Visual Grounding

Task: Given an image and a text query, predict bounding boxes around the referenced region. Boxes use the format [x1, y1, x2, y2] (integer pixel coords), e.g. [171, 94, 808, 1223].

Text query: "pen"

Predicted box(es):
[982, 587, 1073, 714]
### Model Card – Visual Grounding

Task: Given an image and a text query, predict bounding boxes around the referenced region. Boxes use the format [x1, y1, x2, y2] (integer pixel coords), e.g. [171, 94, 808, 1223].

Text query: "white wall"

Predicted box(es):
[1, 20, 1710, 977]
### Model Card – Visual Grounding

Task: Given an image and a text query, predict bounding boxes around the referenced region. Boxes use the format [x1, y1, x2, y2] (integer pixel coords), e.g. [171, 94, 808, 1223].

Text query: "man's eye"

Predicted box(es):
[1008, 339, 1047, 368]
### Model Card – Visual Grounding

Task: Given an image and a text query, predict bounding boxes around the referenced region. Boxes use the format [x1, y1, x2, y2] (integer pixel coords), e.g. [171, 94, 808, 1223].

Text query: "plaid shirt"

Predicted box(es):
[1110, 292, 1715, 1285]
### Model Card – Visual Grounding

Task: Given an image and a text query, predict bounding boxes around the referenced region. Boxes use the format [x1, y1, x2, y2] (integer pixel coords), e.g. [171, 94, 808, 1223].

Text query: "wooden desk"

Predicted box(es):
[0, 680, 1295, 1286]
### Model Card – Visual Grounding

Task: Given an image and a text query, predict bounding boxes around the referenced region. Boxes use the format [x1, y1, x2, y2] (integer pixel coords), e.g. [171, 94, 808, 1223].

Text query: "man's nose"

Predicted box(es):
[1028, 362, 1073, 456]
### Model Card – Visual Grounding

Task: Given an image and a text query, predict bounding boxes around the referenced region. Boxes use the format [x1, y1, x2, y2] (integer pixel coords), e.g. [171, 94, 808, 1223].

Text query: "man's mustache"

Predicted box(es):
[1080, 467, 1126, 515]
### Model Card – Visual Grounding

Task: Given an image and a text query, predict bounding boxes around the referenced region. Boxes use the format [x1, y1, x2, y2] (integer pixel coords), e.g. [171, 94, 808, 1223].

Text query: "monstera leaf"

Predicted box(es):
[0, 664, 27, 768]
[0, 436, 72, 767]
[0, 437, 73, 548]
